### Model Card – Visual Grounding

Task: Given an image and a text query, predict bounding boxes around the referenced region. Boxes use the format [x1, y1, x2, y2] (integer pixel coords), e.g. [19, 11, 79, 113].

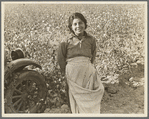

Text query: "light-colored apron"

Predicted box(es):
[66, 56, 104, 113]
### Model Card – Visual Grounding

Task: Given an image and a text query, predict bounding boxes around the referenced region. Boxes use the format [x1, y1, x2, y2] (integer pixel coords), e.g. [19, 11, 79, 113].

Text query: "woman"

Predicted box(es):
[57, 12, 104, 113]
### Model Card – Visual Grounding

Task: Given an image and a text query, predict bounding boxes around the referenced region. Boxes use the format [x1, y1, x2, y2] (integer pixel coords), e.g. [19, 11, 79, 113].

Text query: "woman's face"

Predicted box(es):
[71, 18, 85, 36]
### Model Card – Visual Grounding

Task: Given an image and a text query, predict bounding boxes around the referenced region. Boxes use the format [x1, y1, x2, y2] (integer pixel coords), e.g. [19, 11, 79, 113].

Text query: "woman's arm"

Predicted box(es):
[91, 38, 97, 64]
[57, 42, 67, 76]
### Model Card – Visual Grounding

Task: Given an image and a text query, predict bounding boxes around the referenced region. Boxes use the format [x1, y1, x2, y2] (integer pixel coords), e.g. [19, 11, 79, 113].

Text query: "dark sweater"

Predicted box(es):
[57, 32, 96, 73]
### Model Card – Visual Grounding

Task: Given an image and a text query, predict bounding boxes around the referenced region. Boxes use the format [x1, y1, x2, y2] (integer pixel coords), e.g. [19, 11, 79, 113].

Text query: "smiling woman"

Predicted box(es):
[71, 18, 86, 38]
[57, 12, 104, 113]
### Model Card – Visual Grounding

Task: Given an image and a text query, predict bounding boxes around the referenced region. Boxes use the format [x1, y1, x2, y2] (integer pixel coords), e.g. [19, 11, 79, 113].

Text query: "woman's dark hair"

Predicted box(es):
[68, 12, 87, 33]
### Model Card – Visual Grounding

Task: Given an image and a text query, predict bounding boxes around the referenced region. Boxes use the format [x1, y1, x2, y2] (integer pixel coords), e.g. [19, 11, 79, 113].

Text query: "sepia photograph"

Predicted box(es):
[1, 1, 148, 117]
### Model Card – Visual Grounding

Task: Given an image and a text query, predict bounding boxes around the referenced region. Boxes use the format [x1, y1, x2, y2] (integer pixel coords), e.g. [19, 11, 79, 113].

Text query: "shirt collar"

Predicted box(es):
[68, 31, 88, 39]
